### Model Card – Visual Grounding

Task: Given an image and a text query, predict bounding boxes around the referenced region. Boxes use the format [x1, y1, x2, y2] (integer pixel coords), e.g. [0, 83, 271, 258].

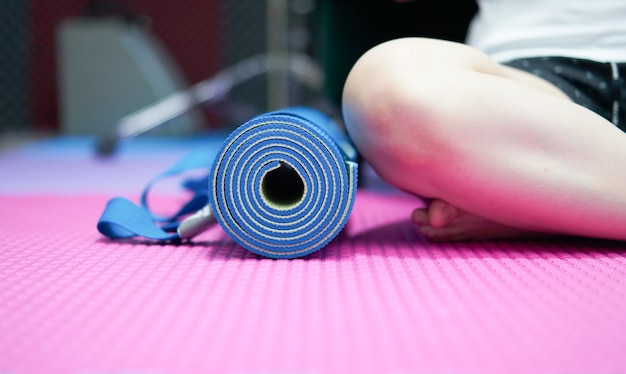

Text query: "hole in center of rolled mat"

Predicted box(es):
[261, 161, 305, 208]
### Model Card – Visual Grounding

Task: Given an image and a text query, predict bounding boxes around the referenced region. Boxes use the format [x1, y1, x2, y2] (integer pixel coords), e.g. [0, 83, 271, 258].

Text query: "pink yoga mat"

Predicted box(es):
[1, 191, 625, 374]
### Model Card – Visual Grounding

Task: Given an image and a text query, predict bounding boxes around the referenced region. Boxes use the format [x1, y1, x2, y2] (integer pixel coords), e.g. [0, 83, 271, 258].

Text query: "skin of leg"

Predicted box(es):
[342, 37, 626, 241]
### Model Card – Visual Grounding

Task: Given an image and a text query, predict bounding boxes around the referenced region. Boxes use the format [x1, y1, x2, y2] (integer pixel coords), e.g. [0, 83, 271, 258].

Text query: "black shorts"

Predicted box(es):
[503, 57, 626, 131]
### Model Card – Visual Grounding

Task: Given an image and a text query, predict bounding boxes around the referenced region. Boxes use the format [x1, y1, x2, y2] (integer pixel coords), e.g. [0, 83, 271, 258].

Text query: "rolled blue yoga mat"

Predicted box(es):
[209, 107, 358, 258]
[97, 107, 359, 259]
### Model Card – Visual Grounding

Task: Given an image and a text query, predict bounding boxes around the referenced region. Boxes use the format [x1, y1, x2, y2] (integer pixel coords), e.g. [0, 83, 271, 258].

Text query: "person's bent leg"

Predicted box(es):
[342, 37, 626, 241]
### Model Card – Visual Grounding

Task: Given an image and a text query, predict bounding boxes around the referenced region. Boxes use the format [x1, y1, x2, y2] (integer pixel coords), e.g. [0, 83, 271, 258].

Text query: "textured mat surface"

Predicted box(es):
[2, 192, 626, 374]
[1, 137, 626, 374]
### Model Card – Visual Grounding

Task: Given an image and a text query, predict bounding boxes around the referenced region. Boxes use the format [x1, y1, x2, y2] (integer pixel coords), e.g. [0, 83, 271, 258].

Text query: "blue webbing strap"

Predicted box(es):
[97, 107, 358, 258]
[97, 148, 216, 241]
[97, 197, 180, 240]
[138, 147, 217, 222]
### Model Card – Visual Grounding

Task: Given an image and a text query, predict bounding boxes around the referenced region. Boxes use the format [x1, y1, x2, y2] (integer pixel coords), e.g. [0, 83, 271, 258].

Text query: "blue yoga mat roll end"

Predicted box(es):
[209, 107, 358, 259]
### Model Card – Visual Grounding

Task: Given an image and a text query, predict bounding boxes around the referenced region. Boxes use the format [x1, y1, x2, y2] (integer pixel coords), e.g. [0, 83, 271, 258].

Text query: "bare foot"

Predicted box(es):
[411, 199, 546, 241]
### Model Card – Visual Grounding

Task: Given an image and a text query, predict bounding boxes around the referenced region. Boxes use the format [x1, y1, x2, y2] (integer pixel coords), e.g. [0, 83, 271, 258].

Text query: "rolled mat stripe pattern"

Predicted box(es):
[209, 107, 358, 258]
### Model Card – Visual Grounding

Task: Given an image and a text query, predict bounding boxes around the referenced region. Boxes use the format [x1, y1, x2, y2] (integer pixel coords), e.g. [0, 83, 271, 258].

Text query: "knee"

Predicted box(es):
[342, 37, 482, 193]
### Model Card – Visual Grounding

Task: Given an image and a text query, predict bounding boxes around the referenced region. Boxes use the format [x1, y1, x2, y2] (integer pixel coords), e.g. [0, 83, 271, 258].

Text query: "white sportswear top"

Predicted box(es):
[466, 0, 626, 63]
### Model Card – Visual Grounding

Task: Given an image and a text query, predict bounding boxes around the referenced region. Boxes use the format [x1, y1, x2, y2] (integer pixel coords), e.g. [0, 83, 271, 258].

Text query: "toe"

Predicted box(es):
[428, 200, 458, 228]
[411, 208, 430, 226]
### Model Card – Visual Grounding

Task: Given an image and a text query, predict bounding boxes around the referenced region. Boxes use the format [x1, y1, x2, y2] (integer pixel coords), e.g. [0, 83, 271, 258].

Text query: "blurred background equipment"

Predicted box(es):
[95, 53, 324, 154]
[57, 14, 205, 137]
[0, 0, 477, 140]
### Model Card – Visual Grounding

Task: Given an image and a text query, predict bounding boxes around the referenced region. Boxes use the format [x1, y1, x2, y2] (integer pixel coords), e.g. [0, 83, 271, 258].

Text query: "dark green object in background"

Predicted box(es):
[0, 0, 29, 131]
[316, 0, 478, 106]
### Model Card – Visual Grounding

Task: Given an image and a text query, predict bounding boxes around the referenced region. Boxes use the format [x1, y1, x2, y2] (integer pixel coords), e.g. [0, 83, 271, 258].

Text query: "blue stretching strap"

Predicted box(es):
[97, 107, 358, 259]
